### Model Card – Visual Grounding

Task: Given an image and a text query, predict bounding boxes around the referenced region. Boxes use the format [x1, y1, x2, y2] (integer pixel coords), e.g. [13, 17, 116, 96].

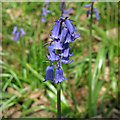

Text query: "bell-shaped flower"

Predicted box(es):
[12, 26, 18, 35]
[50, 21, 60, 39]
[64, 32, 73, 43]
[61, 56, 73, 64]
[43, 65, 54, 82]
[94, 8, 99, 20]
[72, 33, 81, 41]
[11, 31, 20, 41]
[65, 18, 76, 36]
[54, 68, 67, 83]
[60, 43, 73, 57]
[47, 44, 59, 61]
[53, 39, 63, 50]
[20, 27, 26, 36]
[63, 8, 73, 14]
[42, 7, 47, 16]
[60, 2, 66, 11]
[60, 27, 68, 42]
[41, 15, 46, 22]
[84, 4, 92, 8]
[86, 10, 91, 17]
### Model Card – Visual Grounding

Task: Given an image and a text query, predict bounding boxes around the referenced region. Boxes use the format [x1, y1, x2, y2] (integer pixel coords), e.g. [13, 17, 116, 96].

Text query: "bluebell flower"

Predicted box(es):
[61, 56, 73, 64]
[53, 39, 63, 50]
[65, 18, 76, 36]
[43, 65, 54, 82]
[50, 21, 60, 39]
[11, 31, 20, 41]
[94, 8, 99, 20]
[41, 2, 52, 22]
[84, 3, 99, 20]
[64, 32, 73, 43]
[59, 27, 68, 42]
[12, 25, 17, 35]
[60, 43, 73, 57]
[11, 26, 26, 41]
[86, 10, 91, 17]
[84, 3, 92, 8]
[47, 44, 59, 61]
[54, 68, 67, 83]
[20, 27, 26, 36]
[41, 15, 46, 22]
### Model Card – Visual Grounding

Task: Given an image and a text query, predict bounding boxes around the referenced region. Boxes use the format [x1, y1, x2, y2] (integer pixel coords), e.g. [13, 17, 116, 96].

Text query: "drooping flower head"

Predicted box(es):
[43, 65, 54, 82]
[54, 68, 67, 83]
[41, 2, 52, 22]
[44, 2, 81, 83]
[84, 2, 99, 20]
[11, 26, 26, 41]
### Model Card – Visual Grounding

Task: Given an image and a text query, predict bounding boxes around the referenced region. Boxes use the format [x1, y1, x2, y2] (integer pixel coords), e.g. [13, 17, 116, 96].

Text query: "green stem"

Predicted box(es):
[88, 2, 94, 117]
[21, 37, 26, 78]
[57, 83, 61, 118]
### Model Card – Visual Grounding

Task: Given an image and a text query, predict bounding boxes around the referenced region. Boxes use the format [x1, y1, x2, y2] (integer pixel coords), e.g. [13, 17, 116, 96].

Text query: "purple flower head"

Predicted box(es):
[61, 56, 73, 64]
[20, 27, 26, 36]
[94, 8, 99, 20]
[53, 39, 63, 50]
[86, 10, 91, 17]
[63, 8, 73, 14]
[50, 21, 60, 39]
[84, 4, 92, 8]
[60, 27, 68, 42]
[54, 68, 67, 83]
[43, 65, 54, 82]
[60, 43, 73, 57]
[84, 3, 99, 20]
[65, 18, 76, 36]
[72, 33, 81, 40]
[11, 31, 20, 41]
[12, 26, 18, 35]
[60, 2, 66, 12]
[47, 44, 59, 61]
[41, 15, 46, 22]
[42, 7, 47, 16]
[64, 32, 73, 43]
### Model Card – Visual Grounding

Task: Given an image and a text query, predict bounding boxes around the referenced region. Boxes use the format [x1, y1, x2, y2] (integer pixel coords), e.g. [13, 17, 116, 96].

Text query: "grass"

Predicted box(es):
[1, 2, 119, 118]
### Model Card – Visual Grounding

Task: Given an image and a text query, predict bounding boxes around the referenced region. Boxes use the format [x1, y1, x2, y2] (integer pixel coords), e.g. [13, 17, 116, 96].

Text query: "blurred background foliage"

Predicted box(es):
[1, 2, 119, 118]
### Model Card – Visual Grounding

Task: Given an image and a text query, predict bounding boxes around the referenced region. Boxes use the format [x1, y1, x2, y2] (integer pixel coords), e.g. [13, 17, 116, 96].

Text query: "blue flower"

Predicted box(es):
[12, 25, 18, 35]
[65, 18, 76, 36]
[53, 39, 63, 50]
[20, 27, 26, 36]
[84, 4, 92, 8]
[54, 68, 67, 83]
[11, 31, 20, 41]
[50, 21, 60, 39]
[61, 56, 73, 64]
[60, 27, 68, 42]
[41, 2, 52, 23]
[60, 43, 73, 57]
[84, 3, 99, 20]
[94, 8, 99, 20]
[43, 65, 54, 82]
[11, 26, 26, 41]
[47, 44, 59, 61]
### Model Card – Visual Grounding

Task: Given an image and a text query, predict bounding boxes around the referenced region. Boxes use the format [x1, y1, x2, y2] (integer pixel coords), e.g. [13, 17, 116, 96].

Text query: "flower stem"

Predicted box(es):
[88, 2, 94, 117]
[57, 82, 61, 118]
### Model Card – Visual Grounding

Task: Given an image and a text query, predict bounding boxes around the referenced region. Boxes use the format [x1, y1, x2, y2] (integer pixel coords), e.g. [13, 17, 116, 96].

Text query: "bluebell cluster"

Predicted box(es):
[60, 2, 73, 17]
[11, 26, 26, 41]
[41, 1, 52, 22]
[84, 3, 99, 20]
[44, 16, 81, 83]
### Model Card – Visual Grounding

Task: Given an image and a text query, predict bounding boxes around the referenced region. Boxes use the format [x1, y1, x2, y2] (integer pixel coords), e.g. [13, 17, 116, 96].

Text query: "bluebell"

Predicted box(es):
[54, 68, 67, 83]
